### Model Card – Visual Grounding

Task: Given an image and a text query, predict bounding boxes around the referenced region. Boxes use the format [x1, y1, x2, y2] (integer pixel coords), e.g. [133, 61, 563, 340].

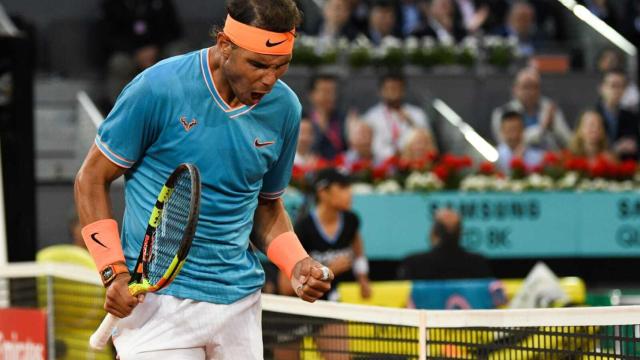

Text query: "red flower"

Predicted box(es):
[333, 154, 346, 167]
[530, 164, 544, 174]
[292, 165, 306, 181]
[510, 157, 526, 171]
[315, 158, 332, 171]
[478, 161, 496, 175]
[351, 159, 372, 173]
[458, 155, 473, 168]
[618, 160, 637, 179]
[433, 164, 450, 181]
[589, 156, 616, 179]
[542, 151, 561, 166]
[564, 156, 589, 173]
[372, 166, 388, 180]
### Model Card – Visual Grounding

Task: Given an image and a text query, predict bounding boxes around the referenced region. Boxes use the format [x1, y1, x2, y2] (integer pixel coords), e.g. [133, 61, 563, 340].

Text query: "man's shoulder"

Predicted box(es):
[363, 103, 385, 120]
[136, 50, 200, 93]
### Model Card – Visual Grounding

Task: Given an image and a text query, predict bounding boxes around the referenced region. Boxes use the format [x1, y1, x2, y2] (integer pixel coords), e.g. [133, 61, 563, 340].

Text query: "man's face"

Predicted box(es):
[381, 79, 405, 108]
[600, 73, 627, 107]
[513, 74, 540, 108]
[509, 4, 534, 38]
[350, 123, 373, 156]
[220, 37, 292, 106]
[297, 120, 315, 153]
[324, 0, 351, 26]
[310, 79, 337, 112]
[501, 117, 524, 149]
[369, 6, 396, 36]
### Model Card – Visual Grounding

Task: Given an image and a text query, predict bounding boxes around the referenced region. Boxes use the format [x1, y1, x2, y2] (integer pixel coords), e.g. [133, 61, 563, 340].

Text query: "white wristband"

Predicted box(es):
[353, 256, 369, 276]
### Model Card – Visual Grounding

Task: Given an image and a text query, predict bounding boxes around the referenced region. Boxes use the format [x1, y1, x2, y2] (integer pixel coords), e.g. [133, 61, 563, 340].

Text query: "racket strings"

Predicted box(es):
[148, 171, 193, 285]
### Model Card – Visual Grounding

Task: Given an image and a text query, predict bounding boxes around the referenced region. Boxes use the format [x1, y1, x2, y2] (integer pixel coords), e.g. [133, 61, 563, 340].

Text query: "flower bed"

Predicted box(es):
[292, 152, 640, 193]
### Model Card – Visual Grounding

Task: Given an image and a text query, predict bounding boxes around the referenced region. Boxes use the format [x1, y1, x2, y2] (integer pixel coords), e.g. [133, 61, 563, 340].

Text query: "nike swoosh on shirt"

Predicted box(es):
[254, 139, 275, 147]
[265, 39, 287, 47]
[91, 232, 108, 248]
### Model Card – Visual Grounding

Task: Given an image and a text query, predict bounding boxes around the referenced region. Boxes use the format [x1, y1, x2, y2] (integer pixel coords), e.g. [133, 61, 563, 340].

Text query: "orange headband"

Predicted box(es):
[223, 15, 295, 55]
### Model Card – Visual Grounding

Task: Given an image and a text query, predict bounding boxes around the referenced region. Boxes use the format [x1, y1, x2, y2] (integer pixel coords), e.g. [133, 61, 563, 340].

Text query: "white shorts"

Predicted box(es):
[113, 291, 262, 360]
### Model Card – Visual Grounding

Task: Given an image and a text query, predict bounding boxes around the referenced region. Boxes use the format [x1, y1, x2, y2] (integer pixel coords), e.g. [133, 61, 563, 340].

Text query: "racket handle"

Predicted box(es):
[89, 313, 120, 350]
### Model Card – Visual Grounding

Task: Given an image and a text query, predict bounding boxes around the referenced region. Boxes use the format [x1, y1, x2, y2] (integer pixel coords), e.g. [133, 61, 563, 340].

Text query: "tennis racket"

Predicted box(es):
[89, 163, 201, 350]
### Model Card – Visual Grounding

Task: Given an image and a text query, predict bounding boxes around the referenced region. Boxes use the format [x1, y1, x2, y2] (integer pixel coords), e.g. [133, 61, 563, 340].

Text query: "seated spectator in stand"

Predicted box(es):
[367, 0, 401, 45]
[307, 74, 347, 160]
[102, 0, 183, 105]
[295, 117, 321, 168]
[493, 1, 540, 58]
[338, 121, 376, 172]
[491, 68, 571, 151]
[364, 74, 431, 162]
[397, 208, 492, 280]
[280, 168, 372, 301]
[569, 110, 616, 163]
[412, 0, 467, 43]
[312, 0, 362, 42]
[496, 111, 544, 175]
[597, 49, 639, 111]
[400, 128, 438, 166]
[595, 69, 640, 160]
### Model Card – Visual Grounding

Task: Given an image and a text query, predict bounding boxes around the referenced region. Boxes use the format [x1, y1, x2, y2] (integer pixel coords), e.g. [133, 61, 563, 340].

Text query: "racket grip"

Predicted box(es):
[89, 313, 120, 350]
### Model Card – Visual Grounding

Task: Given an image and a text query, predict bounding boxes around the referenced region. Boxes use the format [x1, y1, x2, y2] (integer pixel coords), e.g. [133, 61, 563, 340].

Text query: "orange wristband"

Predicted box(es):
[266, 231, 309, 279]
[81, 219, 125, 272]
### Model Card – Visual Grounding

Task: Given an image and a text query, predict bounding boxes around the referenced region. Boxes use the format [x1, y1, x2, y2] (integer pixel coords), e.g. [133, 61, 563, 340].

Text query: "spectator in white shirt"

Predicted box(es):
[364, 74, 431, 162]
[496, 110, 544, 175]
[491, 67, 572, 151]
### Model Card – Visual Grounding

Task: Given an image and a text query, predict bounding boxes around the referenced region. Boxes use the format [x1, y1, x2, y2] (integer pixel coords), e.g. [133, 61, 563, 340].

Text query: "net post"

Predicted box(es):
[418, 310, 427, 360]
[46, 275, 56, 360]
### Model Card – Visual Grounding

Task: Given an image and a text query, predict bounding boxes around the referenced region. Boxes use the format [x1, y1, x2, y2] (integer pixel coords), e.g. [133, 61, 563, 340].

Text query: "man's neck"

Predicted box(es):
[209, 47, 242, 108]
[603, 99, 620, 113]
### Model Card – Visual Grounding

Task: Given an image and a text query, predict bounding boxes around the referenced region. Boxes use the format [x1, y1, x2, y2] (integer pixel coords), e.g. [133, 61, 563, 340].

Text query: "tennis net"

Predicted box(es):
[262, 293, 640, 360]
[3, 263, 640, 360]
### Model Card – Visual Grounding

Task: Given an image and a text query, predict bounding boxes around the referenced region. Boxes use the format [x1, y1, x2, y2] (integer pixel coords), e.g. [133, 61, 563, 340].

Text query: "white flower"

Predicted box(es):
[508, 180, 526, 192]
[376, 180, 402, 194]
[557, 172, 579, 189]
[405, 172, 443, 191]
[526, 173, 554, 190]
[351, 183, 374, 194]
[404, 37, 420, 51]
[461, 175, 491, 192]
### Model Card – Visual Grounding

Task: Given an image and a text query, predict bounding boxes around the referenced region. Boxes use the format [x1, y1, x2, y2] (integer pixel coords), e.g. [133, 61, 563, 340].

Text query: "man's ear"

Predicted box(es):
[216, 32, 233, 59]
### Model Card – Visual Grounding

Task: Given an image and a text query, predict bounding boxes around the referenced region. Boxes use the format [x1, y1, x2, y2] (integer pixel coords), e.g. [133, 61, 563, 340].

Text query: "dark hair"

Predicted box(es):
[309, 73, 338, 91]
[501, 110, 523, 125]
[379, 73, 405, 88]
[226, 0, 302, 33]
[601, 68, 628, 84]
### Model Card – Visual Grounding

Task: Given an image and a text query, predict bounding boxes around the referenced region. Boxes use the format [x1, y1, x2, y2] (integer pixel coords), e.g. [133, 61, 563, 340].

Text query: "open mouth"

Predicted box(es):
[251, 92, 265, 103]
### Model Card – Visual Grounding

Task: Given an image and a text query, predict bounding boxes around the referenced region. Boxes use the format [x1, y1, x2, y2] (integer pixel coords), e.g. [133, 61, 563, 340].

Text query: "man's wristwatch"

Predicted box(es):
[100, 263, 129, 287]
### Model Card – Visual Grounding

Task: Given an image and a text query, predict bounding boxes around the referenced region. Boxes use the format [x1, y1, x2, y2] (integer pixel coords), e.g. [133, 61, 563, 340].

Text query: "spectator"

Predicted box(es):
[397, 208, 492, 280]
[569, 110, 616, 163]
[597, 49, 639, 111]
[491, 68, 571, 151]
[367, 0, 401, 45]
[496, 111, 544, 175]
[401, 128, 438, 165]
[364, 74, 431, 162]
[102, 0, 183, 105]
[295, 117, 320, 167]
[280, 168, 372, 301]
[307, 74, 347, 160]
[412, 0, 467, 43]
[595, 70, 640, 160]
[312, 0, 361, 42]
[493, 1, 539, 57]
[338, 121, 376, 172]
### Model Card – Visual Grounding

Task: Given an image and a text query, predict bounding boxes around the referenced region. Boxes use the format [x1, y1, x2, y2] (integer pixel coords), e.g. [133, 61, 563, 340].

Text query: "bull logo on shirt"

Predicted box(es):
[180, 116, 198, 131]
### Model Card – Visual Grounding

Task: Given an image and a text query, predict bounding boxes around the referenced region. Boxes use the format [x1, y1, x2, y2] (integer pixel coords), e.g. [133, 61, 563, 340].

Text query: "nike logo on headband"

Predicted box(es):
[266, 39, 287, 47]
[90, 232, 108, 248]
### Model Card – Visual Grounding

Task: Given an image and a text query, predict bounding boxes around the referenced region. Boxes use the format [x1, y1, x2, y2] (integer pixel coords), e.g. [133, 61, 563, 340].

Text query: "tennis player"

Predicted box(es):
[74, 0, 334, 358]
